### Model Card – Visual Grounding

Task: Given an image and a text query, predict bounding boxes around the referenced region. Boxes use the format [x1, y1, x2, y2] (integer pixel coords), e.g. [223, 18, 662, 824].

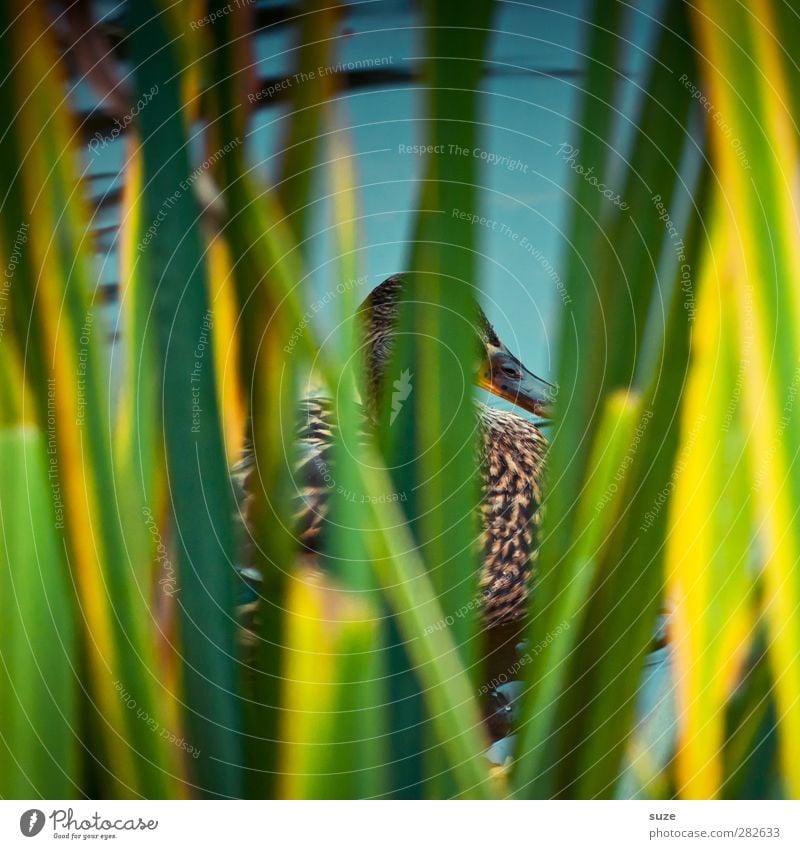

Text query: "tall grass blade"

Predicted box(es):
[514, 389, 648, 796]
[0, 0, 179, 796]
[277, 576, 386, 798]
[665, 206, 756, 798]
[320, 127, 390, 795]
[381, 0, 495, 796]
[514, 0, 710, 798]
[691, 0, 800, 798]
[0, 428, 79, 797]
[561, 165, 710, 798]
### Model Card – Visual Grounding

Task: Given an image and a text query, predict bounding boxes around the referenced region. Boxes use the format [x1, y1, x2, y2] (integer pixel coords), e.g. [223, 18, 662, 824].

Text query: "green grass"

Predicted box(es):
[0, 0, 797, 800]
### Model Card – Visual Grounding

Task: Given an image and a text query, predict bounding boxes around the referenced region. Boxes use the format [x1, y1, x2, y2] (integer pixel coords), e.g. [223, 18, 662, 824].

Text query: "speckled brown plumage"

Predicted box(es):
[477, 405, 546, 627]
[232, 276, 548, 631]
[234, 397, 545, 628]
[230, 397, 340, 568]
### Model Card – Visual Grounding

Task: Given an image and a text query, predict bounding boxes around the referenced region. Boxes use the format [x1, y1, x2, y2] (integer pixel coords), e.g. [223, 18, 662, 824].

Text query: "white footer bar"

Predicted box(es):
[1, 799, 798, 848]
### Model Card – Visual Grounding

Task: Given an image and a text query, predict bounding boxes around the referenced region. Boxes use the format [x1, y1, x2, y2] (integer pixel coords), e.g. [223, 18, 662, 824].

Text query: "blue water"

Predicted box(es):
[81, 0, 674, 795]
[83, 0, 671, 404]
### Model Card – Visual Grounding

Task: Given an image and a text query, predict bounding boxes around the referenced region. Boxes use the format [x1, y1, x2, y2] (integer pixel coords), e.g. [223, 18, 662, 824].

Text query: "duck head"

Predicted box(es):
[359, 275, 555, 418]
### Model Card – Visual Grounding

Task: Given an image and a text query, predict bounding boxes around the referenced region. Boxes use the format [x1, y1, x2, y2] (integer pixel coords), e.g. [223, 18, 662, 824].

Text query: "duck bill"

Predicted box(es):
[478, 346, 556, 418]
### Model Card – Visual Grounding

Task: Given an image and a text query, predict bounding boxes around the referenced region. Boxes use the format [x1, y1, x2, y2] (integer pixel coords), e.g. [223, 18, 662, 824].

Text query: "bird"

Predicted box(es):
[232, 274, 554, 738]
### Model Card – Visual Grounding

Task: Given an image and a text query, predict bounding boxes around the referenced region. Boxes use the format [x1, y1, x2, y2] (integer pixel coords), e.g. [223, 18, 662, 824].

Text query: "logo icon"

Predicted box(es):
[20, 809, 45, 837]
[389, 369, 413, 425]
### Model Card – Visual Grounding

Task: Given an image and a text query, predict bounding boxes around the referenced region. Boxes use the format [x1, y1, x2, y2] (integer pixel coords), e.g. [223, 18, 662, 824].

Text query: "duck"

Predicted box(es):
[233, 274, 554, 736]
